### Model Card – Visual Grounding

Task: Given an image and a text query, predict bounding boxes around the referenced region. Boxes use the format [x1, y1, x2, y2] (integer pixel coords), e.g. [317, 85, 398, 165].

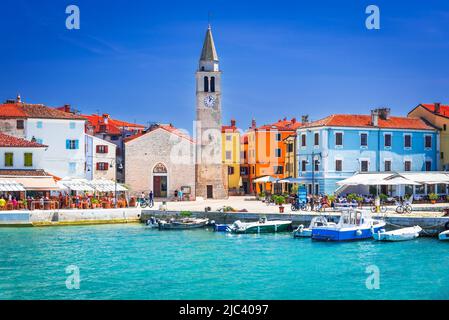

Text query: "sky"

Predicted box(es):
[1, 0, 449, 133]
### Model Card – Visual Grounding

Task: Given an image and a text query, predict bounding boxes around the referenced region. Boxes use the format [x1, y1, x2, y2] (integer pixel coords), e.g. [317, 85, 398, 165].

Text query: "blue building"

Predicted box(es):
[296, 108, 439, 196]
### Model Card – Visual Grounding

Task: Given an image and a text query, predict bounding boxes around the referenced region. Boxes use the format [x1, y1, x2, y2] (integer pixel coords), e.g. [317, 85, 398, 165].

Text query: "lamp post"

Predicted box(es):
[304, 152, 322, 196]
[110, 159, 123, 208]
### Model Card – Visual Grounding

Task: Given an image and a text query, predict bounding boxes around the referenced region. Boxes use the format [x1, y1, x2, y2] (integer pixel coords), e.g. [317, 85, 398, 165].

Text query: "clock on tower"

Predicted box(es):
[195, 25, 228, 199]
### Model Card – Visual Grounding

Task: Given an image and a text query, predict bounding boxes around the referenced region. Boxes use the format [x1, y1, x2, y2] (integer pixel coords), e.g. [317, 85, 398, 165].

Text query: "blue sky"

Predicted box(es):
[1, 0, 449, 132]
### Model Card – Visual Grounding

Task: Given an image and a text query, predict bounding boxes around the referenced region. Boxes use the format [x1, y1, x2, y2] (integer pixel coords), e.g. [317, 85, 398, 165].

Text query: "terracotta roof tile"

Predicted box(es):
[0, 169, 51, 177]
[124, 124, 194, 143]
[257, 118, 302, 131]
[419, 103, 449, 118]
[303, 114, 434, 130]
[0, 133, 47, 148]
[82, 114, 145, 136]
[0, 102, 86, 120]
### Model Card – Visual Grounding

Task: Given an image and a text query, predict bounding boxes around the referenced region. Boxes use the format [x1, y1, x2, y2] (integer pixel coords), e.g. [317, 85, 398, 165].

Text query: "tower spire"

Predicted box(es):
[200, 25, 219, 62]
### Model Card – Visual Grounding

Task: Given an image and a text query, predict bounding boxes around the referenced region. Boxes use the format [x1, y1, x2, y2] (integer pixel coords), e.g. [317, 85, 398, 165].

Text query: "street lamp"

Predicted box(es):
[110, 160, 123, 208]
[303, 152, 322, 196]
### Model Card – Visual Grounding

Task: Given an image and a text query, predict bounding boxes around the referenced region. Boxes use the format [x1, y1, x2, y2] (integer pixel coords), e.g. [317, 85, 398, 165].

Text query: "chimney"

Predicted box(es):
[378, 108, 390, 120]
[251, 119, 257, 129]
[63, 104, 71, 113]
[103, 114, 110, 124]
[301, 115, 309, 124]
[435, 102, 441, 114]
[291, 118, 297, 124]
[371, 109, 379, 126]
[231, 119, 236, 127]
[16, 94, 21, 103]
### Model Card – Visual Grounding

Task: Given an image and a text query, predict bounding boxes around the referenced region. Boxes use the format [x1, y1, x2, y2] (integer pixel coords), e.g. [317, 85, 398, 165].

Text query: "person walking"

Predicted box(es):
[149, 190, 154, 207]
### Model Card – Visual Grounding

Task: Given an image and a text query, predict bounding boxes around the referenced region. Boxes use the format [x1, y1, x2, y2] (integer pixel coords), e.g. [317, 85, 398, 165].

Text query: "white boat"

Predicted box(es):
[439, 230, 449, 241]
[145, 217, 160, 229]
[230, 217, 292, 234]
[373, 226, 422, 241]
[293, 216, 336, 238]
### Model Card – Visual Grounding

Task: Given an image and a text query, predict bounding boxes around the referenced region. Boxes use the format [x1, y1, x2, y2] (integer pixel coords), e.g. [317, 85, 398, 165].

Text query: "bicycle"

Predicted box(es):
[370, 205, 387, 214]
[139, 198, 154, 209]
[291, 200, 310, 212]
[395, 201, 412, 214]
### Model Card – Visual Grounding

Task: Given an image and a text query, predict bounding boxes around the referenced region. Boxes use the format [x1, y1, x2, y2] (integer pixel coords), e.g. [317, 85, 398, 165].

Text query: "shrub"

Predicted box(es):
[274, 195, 285, 206]
[347, 193, 357, 202]
[180, 211, 192, 217]
[428, 193, 438, 201]
[327, 194, 336, 202]
[379, 194, 388, 201]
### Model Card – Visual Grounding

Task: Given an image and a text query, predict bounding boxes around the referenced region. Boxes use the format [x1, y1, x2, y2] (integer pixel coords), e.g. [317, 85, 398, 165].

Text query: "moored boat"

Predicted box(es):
[312, 209, 385, 241]
[214, 224, 233, 232]
[373, 226, 422, 241]
[158, 218, 209, 230]
[293, 216, 336, 238]
[439, 230, 449, 241]
[231, 217, 292, 234]
[145, 217, 161, 229]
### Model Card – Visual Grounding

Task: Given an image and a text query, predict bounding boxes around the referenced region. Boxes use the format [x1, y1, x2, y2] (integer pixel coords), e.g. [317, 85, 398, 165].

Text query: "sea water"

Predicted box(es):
[0, 224, 448, 300]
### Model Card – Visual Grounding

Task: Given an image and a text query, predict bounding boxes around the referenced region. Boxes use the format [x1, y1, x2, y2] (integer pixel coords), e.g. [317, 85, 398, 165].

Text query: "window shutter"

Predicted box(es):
[66, 140, 70, 149]
[96, 145, 100, 153]
[75, 140, 79, 150]
[105, 146, 108, 153]
[105, 163, 109, 171]
[96, 163, 100, 170]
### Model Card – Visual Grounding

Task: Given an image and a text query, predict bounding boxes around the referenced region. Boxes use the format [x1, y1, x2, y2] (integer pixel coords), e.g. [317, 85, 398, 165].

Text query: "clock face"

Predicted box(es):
[204, 95, 216, 108]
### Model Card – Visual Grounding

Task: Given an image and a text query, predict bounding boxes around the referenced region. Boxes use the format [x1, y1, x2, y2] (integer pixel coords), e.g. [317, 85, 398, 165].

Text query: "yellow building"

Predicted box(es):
[222, 120, 241, 194]
[283, 134, 297, 193]
[408, 103, 448, 170]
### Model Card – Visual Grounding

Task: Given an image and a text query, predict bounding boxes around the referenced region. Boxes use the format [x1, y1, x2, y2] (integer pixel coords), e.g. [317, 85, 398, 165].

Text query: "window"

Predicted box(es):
[441, 152, 445, 160]
[287, 143, 294, 153]
[16, 120, 24, 129]
[226, 151, 232, 160]
[301, 134, 306, 147]
[36, 121, 43, 129]
[444, 124, 447, 131]
[99, 125, 107, 132]
[404, 161, 411, 172]
[314, 133, 319, 146]
[4, 153, 13, 167]
[404, 134, 411, 148]
[384, 134, 392, 148]
[335, 132, 343, 146]
[314, 159, 320, 172]
[301, 160, 307, 172]
[96, 162, 109, 171]
[360, 160, 369, 172]
[69, 162, 76, 174]
[335, 160, 342, 172]
[24, 153, 33, 167]
[66, 140, 79, 150]
[360, 133, 368, 147]
[275, 148, 282, 158]
[36, 138, 43, 144]
[384, 160, 392, 172]
[275, 133, 282, 142]
[69, 122, 76, 129]
[274, 166, 284, 174]
[425, 135, 432, 149]
[226, 135, 232, 141]
[240, 167, 248, 175]
[96, 145, 109, 154]
[228, 166, 234, 175]
[425, 161, 432, 171]
[204, 76, 209, 92]
[210, 77, 215, 92]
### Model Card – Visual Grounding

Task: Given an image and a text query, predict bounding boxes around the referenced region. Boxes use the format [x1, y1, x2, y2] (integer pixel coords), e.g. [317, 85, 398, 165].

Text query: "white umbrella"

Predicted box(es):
[384, 176, 421, 186]
[278, 177, 304, 184]
[253, 176, 278, 183]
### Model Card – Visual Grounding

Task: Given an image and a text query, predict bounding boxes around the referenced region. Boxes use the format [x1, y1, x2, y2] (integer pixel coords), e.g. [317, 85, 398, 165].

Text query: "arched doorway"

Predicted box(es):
[153, 163, 168, 198]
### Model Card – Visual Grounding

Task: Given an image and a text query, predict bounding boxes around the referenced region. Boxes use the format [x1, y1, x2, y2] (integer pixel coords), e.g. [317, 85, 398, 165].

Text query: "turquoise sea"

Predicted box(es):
[0, 224, 448, 300]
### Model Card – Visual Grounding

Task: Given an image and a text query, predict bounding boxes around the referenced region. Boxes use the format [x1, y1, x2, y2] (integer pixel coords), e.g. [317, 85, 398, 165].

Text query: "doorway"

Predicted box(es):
[154, 176, 168, 198]
[207, 185, 213, 199]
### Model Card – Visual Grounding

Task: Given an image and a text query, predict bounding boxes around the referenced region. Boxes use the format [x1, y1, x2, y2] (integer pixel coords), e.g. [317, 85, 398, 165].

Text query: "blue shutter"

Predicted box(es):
[66, 140, 70, 149]
[75, 140, 79, 149]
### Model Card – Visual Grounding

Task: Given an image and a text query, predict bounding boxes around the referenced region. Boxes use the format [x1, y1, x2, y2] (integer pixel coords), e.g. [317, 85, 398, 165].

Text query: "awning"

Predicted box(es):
[13, 177, 60, 191]
[57, 180, 95, 192]
[278, 177, 305, 184]
[253, 176, 278, 183]
[384, 176, 421, 186]
[89, 179, 128, 192]
[0, 179, 26, 192]
[396, 172, 449, 185]
[337, 173, 393, 186]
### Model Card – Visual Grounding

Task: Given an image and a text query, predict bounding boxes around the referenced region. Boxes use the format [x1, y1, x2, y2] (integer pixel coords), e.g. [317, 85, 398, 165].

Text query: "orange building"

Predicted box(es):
[243, 118, 302, 195]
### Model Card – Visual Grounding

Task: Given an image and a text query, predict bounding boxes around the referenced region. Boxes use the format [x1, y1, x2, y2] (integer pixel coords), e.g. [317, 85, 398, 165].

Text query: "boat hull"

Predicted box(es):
[312, 224, 385, 241]
[158, 219, 209, 230]
[293, 228, 312, 238]
[214, 224, 232, 232]
[439, 230, 449, 241]
[373, 227, 422, 241]
[233, 222, 292, 234]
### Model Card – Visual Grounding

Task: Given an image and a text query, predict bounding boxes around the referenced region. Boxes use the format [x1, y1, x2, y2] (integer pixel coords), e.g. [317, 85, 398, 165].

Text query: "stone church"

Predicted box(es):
[125, 25, 228, 200]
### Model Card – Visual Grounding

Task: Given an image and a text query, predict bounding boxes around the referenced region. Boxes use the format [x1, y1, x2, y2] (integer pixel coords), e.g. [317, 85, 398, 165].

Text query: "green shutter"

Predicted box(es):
[24, 153, 33, 167]
[5, 153, 13, 167]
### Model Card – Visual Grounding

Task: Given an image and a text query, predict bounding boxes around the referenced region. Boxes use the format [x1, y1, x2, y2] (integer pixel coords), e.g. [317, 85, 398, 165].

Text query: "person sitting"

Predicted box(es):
[0, 197, 6, 209]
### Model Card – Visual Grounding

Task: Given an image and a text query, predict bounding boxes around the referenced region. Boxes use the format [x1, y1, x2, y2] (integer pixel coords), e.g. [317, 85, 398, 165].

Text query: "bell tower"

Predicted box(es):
[195, 25, 228, 199]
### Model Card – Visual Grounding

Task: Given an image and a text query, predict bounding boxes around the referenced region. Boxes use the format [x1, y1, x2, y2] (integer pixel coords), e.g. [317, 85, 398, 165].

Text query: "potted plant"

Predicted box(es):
[259, 192, 266, 201]
[275, 195, 286, 213]
[428, 193, 438, 204]
[379, 193, 388, 203]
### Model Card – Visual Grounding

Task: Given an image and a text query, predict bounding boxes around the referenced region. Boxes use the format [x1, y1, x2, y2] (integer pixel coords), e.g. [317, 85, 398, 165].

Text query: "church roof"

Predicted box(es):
[200, 25, 219, 62]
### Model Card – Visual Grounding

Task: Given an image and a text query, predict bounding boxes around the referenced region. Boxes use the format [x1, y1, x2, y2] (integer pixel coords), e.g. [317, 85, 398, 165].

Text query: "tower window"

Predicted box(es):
[204, 76, 209, 92]
[211, 77, 215, 92]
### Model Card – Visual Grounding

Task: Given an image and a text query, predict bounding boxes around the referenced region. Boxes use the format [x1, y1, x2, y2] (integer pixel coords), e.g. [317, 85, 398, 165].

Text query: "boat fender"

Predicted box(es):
[356, 229, 362, 236]
[445, 222, 449, 230]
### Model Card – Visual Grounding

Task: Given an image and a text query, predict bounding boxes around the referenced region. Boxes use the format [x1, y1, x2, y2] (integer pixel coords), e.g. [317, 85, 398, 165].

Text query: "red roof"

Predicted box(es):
[125, 124, 194, 143]
[82, 114, 145, 135]
[0, 133, 47, 148]
[0, 102, 86, 120]
[418, 103, 449, 118]
[303, 114, 434, 130]
[257, 118, 302, 131]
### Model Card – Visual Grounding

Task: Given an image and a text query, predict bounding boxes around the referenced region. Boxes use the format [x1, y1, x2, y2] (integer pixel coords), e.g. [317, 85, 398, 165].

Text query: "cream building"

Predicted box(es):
[125, 125, 196, 199]
[85, 134, 117, 181]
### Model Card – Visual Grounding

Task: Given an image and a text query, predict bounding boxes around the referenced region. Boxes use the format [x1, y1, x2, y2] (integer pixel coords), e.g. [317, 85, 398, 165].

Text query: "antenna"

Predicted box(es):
[208, 11, 212, 27]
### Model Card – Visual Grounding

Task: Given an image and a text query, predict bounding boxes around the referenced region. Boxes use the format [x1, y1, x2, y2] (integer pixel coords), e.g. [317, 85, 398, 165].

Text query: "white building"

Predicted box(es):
[85, 134, 117, 181]
[0, 96, 87, 178]
[0, 132, 46, 172]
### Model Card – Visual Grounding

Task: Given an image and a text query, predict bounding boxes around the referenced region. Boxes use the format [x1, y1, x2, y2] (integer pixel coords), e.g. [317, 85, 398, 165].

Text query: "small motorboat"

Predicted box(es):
[439, 230, 449, 241]
[230, 217, 292, 234]
[293, 216, 336, 238]
[312, 209, 386, 241]
[145, 217, 160, 229]
[373, 226, 422, 241]
[158, 218, 209, 230]
[214, 224, 233, 232]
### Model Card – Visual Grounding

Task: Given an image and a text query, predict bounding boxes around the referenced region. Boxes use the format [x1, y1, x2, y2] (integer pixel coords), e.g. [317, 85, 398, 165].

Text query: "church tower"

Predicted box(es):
[195, 25, 228, 199]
